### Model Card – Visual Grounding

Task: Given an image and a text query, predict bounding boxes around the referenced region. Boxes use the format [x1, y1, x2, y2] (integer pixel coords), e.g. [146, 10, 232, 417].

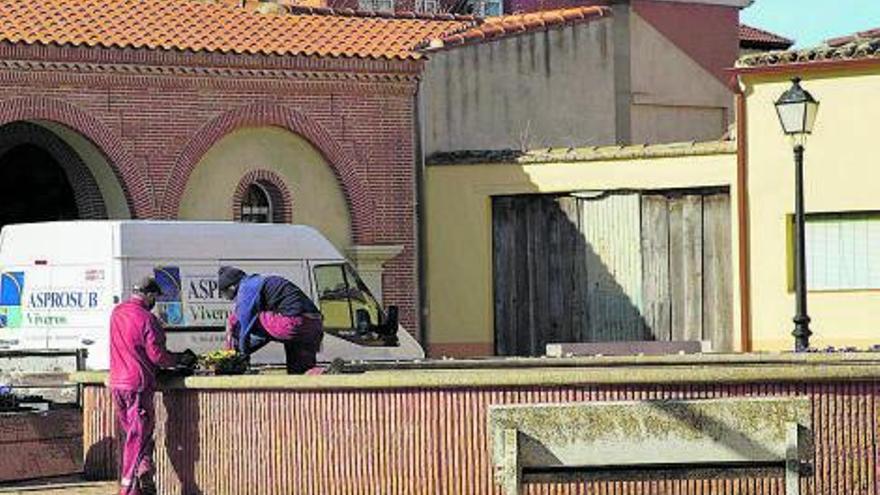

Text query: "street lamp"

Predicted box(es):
[774, 77, 819, 352]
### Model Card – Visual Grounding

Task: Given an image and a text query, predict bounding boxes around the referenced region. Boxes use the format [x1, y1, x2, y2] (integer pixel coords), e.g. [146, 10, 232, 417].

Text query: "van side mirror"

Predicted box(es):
[355, 309, 371, 335]
[378, 305, 398, 337]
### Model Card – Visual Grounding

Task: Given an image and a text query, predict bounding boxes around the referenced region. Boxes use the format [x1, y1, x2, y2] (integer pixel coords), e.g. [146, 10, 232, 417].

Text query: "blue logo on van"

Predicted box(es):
[153, 266, 184, 325]
[0, 272, 24, 329]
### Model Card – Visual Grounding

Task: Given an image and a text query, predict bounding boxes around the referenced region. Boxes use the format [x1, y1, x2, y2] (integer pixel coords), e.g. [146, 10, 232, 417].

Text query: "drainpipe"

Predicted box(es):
[733, 77, 752, 352]
[414, 77, 429, 352]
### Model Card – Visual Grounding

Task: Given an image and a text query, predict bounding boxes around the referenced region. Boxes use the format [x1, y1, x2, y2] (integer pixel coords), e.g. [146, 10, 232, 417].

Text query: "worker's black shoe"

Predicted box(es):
[137, 476, 158, 495]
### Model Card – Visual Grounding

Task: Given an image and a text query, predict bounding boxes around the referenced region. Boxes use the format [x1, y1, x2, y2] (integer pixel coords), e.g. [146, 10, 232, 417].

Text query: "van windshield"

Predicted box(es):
[313, 263, 382, 330]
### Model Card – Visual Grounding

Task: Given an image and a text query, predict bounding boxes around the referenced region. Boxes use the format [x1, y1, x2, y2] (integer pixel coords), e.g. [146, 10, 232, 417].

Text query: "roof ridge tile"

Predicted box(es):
[288, 5, 476, 21]
[421, 5, 609, 52]
[738, 24, 880, 69]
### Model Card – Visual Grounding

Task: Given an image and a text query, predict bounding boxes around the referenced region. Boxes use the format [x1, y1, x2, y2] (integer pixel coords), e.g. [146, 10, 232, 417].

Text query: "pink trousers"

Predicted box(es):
[112, 389, 156, 495]
[227, 312, 324, 374]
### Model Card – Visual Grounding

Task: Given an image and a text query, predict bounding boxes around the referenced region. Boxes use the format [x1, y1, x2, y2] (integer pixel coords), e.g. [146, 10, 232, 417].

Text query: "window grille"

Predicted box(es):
[240, 183, 272, 224]
[788, 212, 880, 290]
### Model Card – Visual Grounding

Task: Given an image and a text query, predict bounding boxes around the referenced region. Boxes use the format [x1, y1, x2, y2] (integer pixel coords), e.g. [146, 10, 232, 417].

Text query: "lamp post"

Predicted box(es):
[774, 77, 820, 352]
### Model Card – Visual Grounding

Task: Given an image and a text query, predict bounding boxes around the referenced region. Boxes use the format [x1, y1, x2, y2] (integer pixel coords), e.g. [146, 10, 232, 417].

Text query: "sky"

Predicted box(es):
[741, 0, 880, 48]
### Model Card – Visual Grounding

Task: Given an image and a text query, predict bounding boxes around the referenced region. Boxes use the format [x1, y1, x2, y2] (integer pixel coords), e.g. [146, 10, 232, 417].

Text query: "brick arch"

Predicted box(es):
[161, 103, 373, 241]
[0, 97, 154, 218]
[0, 122, 107, 219]
[232, 169, 293, 224]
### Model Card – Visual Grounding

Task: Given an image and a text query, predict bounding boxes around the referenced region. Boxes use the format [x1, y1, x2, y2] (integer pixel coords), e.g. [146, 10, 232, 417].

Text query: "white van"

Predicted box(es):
[0, 221, 424, 370]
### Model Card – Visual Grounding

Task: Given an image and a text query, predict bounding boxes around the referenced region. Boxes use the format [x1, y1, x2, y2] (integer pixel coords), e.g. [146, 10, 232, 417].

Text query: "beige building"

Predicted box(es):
[736, 30, 880, 351]
[426, 27, 880, 357]
[425, 142, 738, 357]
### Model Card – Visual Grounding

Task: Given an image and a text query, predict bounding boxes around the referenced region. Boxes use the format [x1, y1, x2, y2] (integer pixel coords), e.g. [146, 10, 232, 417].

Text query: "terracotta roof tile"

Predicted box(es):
[739, 24, 793, 50]
[738, 26, 880, 69]
[422, 5, 610, 51]
[288, 5, 476, 22]
[826, 27, 880, 47]
[0, 0, 474, 60]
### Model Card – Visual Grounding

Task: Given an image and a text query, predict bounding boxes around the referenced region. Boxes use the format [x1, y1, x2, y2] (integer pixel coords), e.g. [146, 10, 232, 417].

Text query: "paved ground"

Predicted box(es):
[0, 481, 116, 495]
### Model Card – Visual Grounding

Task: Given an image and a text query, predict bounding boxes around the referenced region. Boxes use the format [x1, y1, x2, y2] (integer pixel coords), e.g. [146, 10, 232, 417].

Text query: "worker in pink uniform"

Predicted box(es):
[218, 266, 324, 374]
[109, 277, 195, 495]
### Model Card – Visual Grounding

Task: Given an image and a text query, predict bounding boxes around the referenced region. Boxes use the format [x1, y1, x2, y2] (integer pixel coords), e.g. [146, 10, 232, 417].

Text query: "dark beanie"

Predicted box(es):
[133, 276, 163, 295]
[218, 266, 246, 292]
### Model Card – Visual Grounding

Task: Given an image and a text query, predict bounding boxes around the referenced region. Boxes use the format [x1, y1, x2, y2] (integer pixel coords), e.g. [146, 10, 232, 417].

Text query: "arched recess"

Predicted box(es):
[177, 126, 352, 252]
[0, 122, 107, 220]
[162, 103, 373, 242]
[34, 121, 131, 219]
[0, 97, 153, 218]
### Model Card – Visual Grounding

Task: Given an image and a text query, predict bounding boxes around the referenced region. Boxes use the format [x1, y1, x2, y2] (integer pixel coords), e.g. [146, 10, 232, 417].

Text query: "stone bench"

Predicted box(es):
[489, 397, 812, 495]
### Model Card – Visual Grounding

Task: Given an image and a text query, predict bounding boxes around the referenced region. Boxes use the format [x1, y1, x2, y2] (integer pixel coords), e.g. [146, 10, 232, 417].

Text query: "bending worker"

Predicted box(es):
[109, 277, 196, 495]
[218, 266, 324, 374]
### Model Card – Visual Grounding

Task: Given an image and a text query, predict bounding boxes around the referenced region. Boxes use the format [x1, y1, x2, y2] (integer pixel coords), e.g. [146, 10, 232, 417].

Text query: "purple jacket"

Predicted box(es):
[109, 295, 176, 391]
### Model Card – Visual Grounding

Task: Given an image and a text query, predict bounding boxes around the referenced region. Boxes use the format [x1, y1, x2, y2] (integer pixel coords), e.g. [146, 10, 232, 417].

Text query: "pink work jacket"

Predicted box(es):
[108, 295, 176, 392]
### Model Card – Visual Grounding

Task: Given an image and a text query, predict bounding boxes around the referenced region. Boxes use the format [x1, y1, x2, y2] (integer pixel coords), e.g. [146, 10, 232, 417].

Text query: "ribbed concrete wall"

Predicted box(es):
[82, 387, 118, 481]
[82, 381, 878, 494]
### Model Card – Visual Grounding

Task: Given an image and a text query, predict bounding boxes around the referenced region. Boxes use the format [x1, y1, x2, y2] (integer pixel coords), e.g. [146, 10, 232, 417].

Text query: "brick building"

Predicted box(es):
[0, 0, 480, 336]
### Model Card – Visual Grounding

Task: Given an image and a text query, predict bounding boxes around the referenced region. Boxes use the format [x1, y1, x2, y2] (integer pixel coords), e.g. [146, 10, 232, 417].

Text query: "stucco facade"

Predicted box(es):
[425, 143, 739, 357]
[425, 31, 880, 357]
[628, 2, 736, 144]
[422, 18, 618, 153]
[740, 66, 880, 351]
[422, 0, 739, 154]
[178, 126, 353, 253]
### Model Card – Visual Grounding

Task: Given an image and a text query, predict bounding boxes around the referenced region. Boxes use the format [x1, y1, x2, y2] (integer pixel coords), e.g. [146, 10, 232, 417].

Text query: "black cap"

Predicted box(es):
[218, 266, 246, 292]
[133, 276, 162, 295]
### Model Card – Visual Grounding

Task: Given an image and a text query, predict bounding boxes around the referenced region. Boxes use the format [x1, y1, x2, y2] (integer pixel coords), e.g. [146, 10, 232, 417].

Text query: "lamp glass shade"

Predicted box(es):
[774, 78, 819, 135]
[803, 99, 819, 133]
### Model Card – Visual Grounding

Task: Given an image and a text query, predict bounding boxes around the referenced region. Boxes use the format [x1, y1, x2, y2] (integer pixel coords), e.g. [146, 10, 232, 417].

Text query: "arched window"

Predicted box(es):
[240, 183, 272, 223]
[232, 170, 292, 224]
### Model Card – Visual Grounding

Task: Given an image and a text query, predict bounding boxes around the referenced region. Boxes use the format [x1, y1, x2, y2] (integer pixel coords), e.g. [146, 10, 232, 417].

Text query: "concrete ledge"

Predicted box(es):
[0, 481, 116, 494]
[71, 353, 880, 390]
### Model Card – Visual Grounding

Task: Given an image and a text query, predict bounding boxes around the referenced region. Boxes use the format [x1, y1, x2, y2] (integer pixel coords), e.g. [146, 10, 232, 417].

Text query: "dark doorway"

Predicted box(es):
[0, 143, 79, 229]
